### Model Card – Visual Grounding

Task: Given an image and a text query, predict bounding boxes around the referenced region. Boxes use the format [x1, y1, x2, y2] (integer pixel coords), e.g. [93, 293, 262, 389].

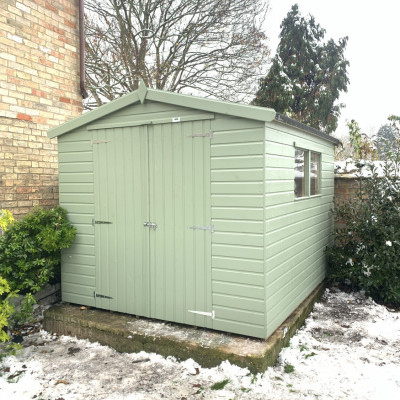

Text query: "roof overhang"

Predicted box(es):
[274, 113, 340, 145]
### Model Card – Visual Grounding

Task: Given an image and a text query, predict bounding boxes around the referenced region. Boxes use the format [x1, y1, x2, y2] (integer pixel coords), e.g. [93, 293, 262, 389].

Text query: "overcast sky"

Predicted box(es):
[264, 0, 400, 138]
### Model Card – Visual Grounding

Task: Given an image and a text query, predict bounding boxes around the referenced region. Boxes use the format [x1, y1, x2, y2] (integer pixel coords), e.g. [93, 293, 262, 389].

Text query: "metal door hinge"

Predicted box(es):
[187, 130, 214, 139]
[94, 291, 113, 300]
[189, 224, 214, 233]
[91, 139, 110, 146]
[92, 218, 112, 226]
[188, 310, 215, 319]
[143, 221, 158, 230]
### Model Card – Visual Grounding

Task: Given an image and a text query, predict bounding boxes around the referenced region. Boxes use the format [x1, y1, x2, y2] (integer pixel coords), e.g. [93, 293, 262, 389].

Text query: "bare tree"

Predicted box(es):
[84, 0, 270, 109]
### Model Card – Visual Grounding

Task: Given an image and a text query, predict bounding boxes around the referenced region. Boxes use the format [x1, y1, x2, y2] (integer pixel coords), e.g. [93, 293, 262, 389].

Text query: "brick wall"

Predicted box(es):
[334, 176, 360, 207]
[0, 0, 81, 217]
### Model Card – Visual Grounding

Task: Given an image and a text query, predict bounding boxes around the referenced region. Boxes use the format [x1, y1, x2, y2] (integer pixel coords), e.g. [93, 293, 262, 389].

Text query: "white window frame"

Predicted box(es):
[294, 148, 321, 199]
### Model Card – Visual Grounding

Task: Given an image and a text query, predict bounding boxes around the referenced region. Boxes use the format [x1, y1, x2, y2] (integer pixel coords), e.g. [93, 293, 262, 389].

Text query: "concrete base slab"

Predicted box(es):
[43, 282, 325, 374]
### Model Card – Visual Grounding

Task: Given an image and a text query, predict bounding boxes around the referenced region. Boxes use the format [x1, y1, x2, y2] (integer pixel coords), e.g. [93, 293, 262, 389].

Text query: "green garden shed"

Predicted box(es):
[48, 83, 339, 339]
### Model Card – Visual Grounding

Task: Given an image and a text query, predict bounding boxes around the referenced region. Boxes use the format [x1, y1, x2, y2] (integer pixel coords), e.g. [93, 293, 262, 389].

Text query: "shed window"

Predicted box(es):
[294, 149, 321, 198]
[310, 152, 321, 195]
[294, 149, 306, 198]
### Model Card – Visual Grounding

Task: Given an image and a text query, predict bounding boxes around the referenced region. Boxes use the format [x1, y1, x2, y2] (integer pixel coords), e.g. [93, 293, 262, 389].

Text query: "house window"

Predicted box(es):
[294, 148, 321, 198]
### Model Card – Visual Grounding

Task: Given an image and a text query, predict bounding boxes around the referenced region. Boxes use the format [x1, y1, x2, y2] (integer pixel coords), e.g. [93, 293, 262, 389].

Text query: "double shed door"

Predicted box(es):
[92, 120, 212, 328]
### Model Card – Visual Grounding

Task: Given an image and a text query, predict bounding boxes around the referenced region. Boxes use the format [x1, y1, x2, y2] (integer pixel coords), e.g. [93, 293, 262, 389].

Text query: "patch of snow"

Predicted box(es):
[346, 258, 354, 266]
[335, 159, 387, 177]
[1, 290, 399, 399]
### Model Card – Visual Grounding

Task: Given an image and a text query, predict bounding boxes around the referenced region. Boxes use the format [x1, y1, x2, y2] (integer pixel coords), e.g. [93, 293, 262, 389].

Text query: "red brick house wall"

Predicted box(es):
[0, 0, 82, 217]
[334, 176, 360, 208]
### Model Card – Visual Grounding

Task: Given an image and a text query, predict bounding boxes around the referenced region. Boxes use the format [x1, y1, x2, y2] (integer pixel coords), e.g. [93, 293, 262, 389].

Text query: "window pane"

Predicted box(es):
[310, 152, 320, 195]
[294, 149, 305, 198]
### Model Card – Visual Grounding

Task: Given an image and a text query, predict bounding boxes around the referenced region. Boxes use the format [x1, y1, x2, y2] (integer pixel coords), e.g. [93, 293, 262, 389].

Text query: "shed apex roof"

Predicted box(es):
[48, 82, 276, 138]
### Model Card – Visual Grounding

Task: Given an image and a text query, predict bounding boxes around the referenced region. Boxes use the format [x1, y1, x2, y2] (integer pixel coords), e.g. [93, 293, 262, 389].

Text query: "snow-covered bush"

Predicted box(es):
[327, 117, 400, 307]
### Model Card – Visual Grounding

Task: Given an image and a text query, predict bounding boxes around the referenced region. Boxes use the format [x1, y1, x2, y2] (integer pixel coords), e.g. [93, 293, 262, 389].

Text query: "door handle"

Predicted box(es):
[143, 222, 158, 229]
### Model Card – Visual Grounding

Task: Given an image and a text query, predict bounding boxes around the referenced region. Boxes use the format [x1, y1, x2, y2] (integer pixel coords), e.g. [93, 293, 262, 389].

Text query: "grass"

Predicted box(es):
[250, 374, 258, 384]
[284, 363, 295, 373]
[305, 352, 317, 359]
[211, 379, 230, 390]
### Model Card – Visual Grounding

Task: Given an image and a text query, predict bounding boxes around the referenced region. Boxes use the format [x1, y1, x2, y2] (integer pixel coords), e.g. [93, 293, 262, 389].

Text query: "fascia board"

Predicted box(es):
[146, 89, 276, 122]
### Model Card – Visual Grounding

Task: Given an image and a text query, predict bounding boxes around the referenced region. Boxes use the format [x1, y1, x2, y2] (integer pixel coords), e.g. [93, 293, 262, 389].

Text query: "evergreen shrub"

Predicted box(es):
[327, 145, 400, 306]
[0, 276, 16, 343]
[0, 206, 76, 294]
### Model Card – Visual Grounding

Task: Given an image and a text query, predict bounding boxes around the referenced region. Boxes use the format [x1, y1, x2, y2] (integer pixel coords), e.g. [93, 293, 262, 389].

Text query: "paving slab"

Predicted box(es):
[43, 282, 325, 374]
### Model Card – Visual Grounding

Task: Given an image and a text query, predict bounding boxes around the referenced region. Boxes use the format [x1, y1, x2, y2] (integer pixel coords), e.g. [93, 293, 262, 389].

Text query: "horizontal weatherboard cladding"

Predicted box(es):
[267, 239, 328, 296]
[213, 293, 264, 312]
[214, 305, 264, 326]
[59, 173, 94, 184]
[265, 209, 331, 243]
[211, 182, 264, 195]
[62, 272, 95, 287]
[61, 254, 95, 266]
[211, 194, 264, 207]
[212, 232, 264, 247]
[58, 204, 94, 214]
[212, 127, 264, 144]
[264, 121, 335, 337]
[213, 220, 264, 234]
[210, 116, 266, 336]
[211, 155, 264, 169]
[59, 193, 94, 204]
[267, 252, 326, 329]
[212, 207, 263, 221]
[212, 257, 264, 273]
[58, 129, 96, 306]
[211, 169, 264, 182]
[58, 151, 93, 163]
[265, 197, 331, 220]
[266, 221, 331, 268]
[212, 269, 264, 286]
[212, 281, 264, 300]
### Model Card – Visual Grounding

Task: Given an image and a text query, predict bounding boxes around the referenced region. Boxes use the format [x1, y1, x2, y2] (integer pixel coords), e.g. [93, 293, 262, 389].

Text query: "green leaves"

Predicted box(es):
[0, 209, 14, 232]
[211, 379, 230, 390]
[327, 138, 400, 306]
[0, 207, 76, 294]
[0, 276, 16, 343]
[0, 207, 75, 346]
[347, 120, 377, 161]
[253, 4, 349, 134]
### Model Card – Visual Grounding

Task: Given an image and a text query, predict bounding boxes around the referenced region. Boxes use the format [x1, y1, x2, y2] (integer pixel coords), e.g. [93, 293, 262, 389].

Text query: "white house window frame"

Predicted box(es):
[294, 147, 321, 199]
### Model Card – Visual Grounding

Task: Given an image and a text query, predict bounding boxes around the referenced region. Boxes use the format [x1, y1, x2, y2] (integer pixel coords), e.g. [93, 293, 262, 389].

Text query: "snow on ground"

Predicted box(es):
[1, 288, 399, 400]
